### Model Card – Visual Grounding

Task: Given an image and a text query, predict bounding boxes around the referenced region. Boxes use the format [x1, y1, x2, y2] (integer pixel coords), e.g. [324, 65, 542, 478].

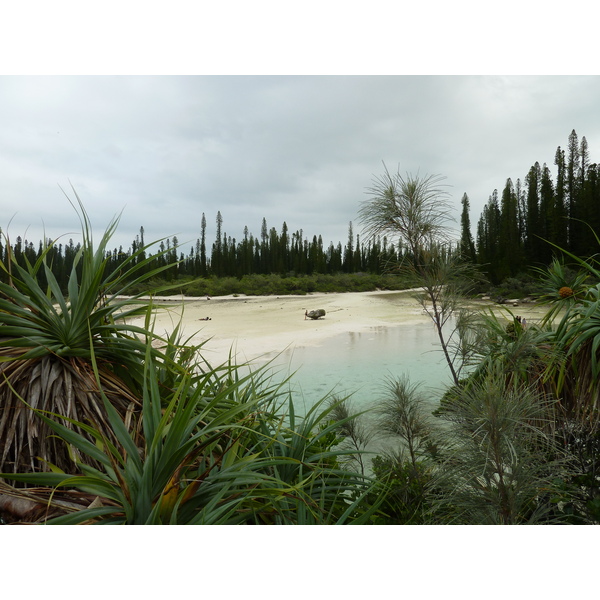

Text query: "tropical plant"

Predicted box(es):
[366, 225, 600, 525]
[367, 451, 434, 524]
[428, 234, 600, 524]
[376, 376, 439, 468]
[411, 246, 485, 383]
[533, 257, 590, 325]
[327, 396, 374, 476]
[552, 285, 600, 427]
[530, 228, 600, 427]
[359, 167, 454, 257]
[0, 347, 377, 525]
[364, 376, 443, 524]
[550, 421, 600, 524]
[464, 309, 556, 390]
[0, 190, 182, 478]
[432, 370, 566, 524]
[358, 165, 484, 386]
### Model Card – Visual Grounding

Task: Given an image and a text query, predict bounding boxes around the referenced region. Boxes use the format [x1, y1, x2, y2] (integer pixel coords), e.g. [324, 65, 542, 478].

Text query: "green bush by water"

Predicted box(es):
[128, 272, 417, 297]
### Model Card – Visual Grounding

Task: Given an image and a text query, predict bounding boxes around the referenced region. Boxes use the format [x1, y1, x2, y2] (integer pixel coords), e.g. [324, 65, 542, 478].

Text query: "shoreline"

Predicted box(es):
[127, 290, 550, 367]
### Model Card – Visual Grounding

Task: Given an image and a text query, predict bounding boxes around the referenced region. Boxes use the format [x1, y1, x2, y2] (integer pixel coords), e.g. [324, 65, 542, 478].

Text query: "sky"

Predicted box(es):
[3, 75, 600, 256]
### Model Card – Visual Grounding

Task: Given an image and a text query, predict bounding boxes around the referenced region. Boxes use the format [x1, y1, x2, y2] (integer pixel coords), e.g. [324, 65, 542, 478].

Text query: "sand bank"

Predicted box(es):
[127, 290, 549, 367]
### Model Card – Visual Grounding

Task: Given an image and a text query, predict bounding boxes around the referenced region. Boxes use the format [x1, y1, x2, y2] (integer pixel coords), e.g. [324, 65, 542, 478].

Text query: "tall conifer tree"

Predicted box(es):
[200, 213, 207, 276]
[524, 163, 541, 262]
[567, 129, 581, 252]
[499, 178, 521, 277]
[554, 146, 568, 247]
[538, 163, 555, 263]
[344, 221, 354, 272]
[460, 193, 476, 263]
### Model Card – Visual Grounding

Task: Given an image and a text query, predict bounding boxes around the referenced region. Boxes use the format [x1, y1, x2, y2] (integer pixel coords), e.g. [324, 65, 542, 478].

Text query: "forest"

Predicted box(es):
[467, 129, 600, 283]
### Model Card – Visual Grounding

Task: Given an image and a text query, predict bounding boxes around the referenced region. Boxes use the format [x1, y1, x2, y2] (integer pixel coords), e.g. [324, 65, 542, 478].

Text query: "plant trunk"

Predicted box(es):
[426, 288, 460, 386]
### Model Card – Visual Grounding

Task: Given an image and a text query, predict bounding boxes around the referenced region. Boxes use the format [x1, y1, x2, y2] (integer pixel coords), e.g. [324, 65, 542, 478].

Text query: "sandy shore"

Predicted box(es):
[127, 290, 549, 366]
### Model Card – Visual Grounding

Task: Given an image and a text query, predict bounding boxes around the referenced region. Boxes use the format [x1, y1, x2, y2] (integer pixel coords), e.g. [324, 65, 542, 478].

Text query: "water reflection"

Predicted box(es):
[264, 322, 452, 416]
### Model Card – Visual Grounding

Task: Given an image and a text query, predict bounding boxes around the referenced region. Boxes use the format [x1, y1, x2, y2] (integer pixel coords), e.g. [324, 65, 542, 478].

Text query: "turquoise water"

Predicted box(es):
[260, 322, 453, 416]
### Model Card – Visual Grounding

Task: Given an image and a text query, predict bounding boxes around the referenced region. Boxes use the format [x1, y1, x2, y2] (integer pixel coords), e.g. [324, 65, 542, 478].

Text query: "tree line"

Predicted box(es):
[0, 215, 409, 292]
[462, 129, 600, 283]
[2, 129, 598, 292]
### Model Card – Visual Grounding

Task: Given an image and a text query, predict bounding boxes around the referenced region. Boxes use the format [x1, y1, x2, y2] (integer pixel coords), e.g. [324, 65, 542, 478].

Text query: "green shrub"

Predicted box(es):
[367, 454, 433, 524]
[487, 272, 542, 300]
[125, 272, 414, 298]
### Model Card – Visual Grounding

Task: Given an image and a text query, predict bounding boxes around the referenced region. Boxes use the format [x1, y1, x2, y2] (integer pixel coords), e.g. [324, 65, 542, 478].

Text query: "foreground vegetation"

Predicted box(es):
[0, 197, 378, 524]
[1, 182, 600, 525]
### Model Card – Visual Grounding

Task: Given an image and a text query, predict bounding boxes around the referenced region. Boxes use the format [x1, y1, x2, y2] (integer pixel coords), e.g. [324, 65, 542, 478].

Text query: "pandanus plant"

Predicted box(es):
[532, 229, 600, 428]
[0, 347, 377, 525]
[0, 190, 180, 478]
[0, 191, 378, 524]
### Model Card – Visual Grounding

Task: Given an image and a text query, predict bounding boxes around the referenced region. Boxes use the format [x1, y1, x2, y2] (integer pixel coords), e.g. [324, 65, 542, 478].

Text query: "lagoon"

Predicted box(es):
[261, 321, 453, 416]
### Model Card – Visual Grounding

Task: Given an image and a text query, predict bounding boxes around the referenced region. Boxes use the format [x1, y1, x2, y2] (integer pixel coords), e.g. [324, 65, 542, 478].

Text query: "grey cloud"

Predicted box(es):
[2, 76, 600, 253]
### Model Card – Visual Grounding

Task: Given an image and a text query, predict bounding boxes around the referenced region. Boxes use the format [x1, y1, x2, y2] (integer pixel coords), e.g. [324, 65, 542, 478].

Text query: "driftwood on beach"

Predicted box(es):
[305, 309, 326, 320]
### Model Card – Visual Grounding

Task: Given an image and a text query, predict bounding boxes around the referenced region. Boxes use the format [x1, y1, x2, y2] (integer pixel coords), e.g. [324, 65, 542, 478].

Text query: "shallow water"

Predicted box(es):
[260, 321, 454, 416]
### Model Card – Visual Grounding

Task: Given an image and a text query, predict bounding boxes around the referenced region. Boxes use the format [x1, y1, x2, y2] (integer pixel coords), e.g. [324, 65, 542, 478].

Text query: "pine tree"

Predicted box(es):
[200, 213, 208, 276]
[567, 129, 581, 252]
[515, 178, 526, 247]
[554, 145, 568, 248]
[499, 178, 521, 277]
[476, 190, 501, 283]
[260, 218, 268, 273]
[316, 235, 326, 273]
[343, 221, 354, 272]
[538, 163, 555, 263]
[354, 233, 362, 272]
[269, 226, 280, 274]
[524, 163, 541, 263]
[240, 225, 252, 275]
[459, 193, 476, 263]
[280, 221, 289, 274]
[578, 136, 597, 256]
[586, 163, 600, 252]
[212, 211, 223, 277]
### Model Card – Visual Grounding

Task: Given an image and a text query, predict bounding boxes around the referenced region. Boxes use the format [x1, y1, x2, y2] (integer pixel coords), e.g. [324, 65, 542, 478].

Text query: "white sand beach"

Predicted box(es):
[128, 290, 550, 367]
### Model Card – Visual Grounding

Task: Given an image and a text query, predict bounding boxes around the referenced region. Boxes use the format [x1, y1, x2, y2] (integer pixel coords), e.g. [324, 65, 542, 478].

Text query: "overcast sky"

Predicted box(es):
[2, 75, 600, 255]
